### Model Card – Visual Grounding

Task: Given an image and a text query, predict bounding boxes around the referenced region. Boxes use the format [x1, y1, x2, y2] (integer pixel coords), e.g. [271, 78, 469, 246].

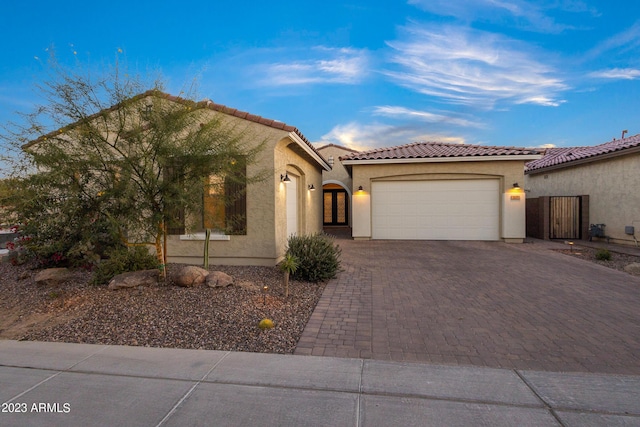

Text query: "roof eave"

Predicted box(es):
[288, 132, 332, 171]
[342, 154, 542, 166]
[525, 145, 640, 175]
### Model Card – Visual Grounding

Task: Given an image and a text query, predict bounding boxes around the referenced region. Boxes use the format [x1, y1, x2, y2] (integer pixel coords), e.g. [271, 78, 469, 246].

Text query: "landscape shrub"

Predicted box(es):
[91, 246, 159, 285]
[285, 233, 341, 282]
[595, 248, 612, 261]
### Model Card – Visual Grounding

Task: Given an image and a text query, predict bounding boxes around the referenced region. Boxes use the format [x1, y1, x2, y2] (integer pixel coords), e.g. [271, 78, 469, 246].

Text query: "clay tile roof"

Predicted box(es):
[340, 141, 541, 161]
[525, 134, 640, 173]
[316, 143, 360, 153]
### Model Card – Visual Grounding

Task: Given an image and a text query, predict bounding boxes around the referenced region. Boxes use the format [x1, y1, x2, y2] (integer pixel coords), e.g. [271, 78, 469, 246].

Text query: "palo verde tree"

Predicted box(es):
[1, 53, 265, 276]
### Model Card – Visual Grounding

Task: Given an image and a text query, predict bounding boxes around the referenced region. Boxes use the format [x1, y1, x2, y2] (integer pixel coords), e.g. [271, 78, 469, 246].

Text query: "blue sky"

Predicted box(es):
[1, 0, 639, 151]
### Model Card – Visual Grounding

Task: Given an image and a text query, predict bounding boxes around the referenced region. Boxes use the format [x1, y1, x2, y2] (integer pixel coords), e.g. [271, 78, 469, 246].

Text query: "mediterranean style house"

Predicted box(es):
[321, 142, 541, 243]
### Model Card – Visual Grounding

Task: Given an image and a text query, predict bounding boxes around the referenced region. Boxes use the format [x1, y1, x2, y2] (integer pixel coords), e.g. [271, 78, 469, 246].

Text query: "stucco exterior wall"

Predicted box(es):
[350, 160, 527, 241]
[274, 139, 324, 259]
[166, 114, 324, 266]
[525, 153, 640, 245]
[317, 145, 354, 191]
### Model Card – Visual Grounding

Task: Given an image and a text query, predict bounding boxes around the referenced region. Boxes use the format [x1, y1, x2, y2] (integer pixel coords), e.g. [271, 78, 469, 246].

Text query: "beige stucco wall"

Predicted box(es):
[274, 139, 324, 258]
[525, 153, 640, 245]
[349, 160, 527, 241]
[166, 114, 324, 266]
[317, 145, 354, 191]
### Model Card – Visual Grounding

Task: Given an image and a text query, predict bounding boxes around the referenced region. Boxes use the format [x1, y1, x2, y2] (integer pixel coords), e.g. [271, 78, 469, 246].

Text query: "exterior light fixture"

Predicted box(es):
[358, 185, 363, 191]
[308, 184, 316, 191]
[262, 285, 269, 305]
[512, 183, 520, 189]
[280, 174, 291, 183]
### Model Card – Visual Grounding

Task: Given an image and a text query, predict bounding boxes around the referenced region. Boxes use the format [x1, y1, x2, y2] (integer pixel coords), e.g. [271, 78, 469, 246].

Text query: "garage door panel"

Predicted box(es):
[372, 180, 499, 240]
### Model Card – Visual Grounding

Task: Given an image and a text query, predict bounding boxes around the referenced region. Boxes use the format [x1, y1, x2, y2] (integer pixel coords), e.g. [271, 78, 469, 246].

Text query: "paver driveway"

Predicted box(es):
[295, 239, 640, 374]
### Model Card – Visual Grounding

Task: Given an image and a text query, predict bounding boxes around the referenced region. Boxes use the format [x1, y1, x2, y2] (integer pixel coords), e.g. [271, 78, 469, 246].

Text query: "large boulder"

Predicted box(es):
[206, 271, 234, 288]
[624, 263, 640, 275]
[34, 268, 72, 286]
[174, 265, 209, 287]
[108, 269, 159, 290]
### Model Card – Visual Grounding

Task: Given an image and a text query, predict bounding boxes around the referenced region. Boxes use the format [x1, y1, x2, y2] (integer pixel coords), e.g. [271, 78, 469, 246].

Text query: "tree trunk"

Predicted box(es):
[155, 222, 166, 279]
[284, 271, 290, 297]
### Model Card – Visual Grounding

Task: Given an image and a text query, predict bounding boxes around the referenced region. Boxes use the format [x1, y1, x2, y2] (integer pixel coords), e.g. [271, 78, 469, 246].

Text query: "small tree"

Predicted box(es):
[279, 253, 299, 297]
[1, 52, 265, 275]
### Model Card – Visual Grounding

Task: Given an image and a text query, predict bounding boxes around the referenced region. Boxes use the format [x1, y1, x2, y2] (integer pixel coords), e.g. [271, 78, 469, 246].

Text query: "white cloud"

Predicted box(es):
[373, 105, 484, 128]
[584, 21, 640, 61]
[318, 121, 466, 151]
[408, 0, 595, 33]
[258, 47, 369, 86]
[384, 24, 568, 108]
[589, 68, 640, 80]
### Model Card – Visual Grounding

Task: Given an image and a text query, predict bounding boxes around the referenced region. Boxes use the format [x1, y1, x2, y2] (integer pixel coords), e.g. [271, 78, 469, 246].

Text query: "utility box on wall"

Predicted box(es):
[502, 191, 526, 242]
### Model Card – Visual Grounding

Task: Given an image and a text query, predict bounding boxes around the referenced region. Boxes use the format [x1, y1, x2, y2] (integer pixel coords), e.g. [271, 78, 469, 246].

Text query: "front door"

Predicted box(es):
[323, 189, 348, 226]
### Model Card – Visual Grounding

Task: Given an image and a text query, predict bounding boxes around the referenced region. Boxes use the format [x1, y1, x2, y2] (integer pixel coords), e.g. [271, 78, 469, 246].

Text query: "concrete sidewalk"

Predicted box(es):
[1, 341, 639, 426]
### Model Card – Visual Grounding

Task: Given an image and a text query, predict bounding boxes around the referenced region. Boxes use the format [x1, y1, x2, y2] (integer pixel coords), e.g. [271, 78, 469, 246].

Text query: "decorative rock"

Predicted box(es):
[34, 268, 72, 286]
[108, 269, 159, 290]
[174, 265, 209, 287]
[236, 281, 260, 292]
[206, 271, 234, 288]
[624, 263, 640, 275]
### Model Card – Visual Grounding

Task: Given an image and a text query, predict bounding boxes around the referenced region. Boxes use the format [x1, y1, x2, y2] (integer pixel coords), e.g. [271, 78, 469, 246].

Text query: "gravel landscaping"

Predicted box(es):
[554, 246, 640, 275]
[0, 262, 325, 354]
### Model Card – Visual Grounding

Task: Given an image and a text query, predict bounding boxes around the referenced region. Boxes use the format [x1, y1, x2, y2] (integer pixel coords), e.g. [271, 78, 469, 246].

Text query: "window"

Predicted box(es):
[166, 157, 247, 236]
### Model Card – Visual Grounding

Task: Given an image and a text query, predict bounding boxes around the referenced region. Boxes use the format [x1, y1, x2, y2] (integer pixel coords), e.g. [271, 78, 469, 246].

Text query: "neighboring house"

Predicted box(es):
[525, 134, 640, 246]
[316, 144, 359, 227]
[339, 142, 541, 242]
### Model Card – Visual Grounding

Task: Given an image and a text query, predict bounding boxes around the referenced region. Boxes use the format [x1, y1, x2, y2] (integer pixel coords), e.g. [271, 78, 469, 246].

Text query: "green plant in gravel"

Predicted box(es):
[595, 248, 612, 261]
[279, 253, 299, 297]
[91, 246, 159, 285]
[285, 233, 341, 283]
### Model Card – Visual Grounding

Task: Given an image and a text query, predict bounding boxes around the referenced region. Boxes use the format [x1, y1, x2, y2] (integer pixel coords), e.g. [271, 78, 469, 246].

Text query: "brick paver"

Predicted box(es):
[295, 238, 640, 374]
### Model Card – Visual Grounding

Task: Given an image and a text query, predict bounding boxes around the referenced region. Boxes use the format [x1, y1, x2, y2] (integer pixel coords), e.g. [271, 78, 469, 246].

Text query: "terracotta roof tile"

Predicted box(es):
[316, 143, 360, 153]
[340, 142, 541, 161]
[525, 134, 640, 173]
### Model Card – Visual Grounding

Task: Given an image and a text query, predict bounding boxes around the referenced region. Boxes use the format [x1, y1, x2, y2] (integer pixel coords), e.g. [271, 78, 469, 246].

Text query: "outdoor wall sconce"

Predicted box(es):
[308, 184, 316, 191]
[512, 183, 520, 189]
[280, 174, 291, 183]
[358, 186, 364, 191]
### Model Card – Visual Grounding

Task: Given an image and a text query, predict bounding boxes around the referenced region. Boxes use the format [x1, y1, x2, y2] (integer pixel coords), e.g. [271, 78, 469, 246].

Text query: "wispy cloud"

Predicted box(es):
[589, 68, 640, 80]
[258, 47, 369, 86]
[373, 105, 484, 128]
[408, 0, 596, 33]
[384, 24, 568, 108]
[319, 121, 466, 151]
[584, 20, 640, 61]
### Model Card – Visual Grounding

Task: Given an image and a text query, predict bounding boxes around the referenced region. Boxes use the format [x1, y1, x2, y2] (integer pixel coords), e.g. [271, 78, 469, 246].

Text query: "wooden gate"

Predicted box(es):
[550, 196, 582, 239]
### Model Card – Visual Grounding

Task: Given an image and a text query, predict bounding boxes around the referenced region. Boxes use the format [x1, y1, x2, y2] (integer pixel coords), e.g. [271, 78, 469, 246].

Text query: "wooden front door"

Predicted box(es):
[323, 189, 348, 226]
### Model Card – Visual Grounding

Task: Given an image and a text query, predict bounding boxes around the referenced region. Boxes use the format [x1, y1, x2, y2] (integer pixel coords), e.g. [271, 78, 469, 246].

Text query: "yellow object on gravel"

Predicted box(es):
[258, 318, 274, 329]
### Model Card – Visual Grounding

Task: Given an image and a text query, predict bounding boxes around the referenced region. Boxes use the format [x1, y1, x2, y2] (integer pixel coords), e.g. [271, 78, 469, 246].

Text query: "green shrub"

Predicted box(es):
[91, 246, 159, 285]
[286, 233, 341, 282]
[595, 248, 612, 261]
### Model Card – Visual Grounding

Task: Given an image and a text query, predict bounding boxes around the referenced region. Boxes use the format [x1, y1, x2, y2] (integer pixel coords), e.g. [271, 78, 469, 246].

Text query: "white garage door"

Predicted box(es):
[372, 180, 499, 240]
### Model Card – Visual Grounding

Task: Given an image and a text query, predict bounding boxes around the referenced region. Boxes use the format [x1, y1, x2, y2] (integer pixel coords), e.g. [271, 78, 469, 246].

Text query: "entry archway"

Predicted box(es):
[323, 182, 349, 226]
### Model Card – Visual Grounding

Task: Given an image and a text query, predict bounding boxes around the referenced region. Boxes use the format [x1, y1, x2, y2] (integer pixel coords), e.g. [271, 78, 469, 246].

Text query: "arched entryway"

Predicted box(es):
[323, 183, 349, 226]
